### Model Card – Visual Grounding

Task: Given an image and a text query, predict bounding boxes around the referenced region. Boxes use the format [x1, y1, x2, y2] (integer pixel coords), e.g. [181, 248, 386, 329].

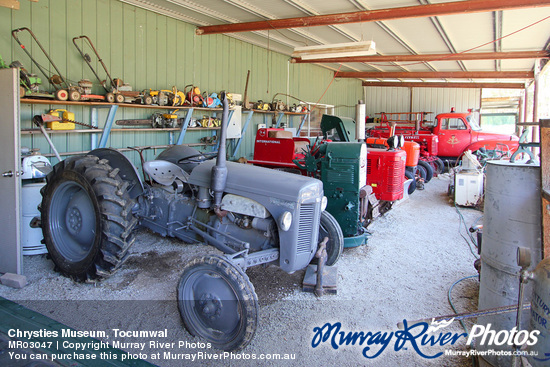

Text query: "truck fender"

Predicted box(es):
[89, 148, 144, 199]
[464, 140, 519, 155]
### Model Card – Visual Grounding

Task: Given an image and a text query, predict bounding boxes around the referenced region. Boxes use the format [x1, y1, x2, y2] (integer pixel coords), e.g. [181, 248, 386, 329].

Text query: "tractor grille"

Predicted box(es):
[297, 203, 315, 254]
[327, 164, 354, 184]
[387, 160, 405, 193]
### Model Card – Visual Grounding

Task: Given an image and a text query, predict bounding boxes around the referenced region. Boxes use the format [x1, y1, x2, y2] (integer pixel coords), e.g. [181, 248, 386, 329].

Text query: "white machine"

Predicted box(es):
[453, 151, 484, 207]
[20, 151, 52, 255]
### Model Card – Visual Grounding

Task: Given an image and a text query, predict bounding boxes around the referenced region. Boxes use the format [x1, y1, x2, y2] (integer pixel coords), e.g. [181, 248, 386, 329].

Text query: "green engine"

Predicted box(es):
[318, 142, 368, 247]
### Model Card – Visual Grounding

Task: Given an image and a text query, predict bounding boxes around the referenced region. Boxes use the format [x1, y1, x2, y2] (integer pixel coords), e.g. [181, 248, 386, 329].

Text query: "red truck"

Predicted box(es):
[368, 110, 520, 168]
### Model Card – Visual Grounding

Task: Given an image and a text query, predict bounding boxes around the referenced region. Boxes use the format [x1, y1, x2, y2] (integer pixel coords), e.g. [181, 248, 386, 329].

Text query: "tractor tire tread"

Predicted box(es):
[178, 255, 258, 351]
[41, 154, 137, 282]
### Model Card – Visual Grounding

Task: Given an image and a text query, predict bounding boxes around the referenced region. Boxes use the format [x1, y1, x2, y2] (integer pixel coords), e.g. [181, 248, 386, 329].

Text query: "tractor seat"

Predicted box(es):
[268, 130, 293, 139]
[143, 160, 189, 186]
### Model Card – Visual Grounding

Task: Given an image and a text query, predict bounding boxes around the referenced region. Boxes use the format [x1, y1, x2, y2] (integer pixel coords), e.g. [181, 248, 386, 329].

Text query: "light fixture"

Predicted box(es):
[292, 40, 376, 60]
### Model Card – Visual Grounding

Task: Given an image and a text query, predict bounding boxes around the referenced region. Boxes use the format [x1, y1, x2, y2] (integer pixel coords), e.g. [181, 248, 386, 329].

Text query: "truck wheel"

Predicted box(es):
[177, 255, 259, 351]
[40, 155, 137, 281]
[316, 211, 344, 266]
[418, 160, 434, 183]
[434, 157, 445, 174]
[405, 170, 416, 195]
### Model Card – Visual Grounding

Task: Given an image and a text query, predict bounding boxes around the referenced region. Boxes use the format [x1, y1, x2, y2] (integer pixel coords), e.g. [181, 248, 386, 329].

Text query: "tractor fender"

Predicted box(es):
[464, 139, 519, 155]
[89, 148, 144, 199]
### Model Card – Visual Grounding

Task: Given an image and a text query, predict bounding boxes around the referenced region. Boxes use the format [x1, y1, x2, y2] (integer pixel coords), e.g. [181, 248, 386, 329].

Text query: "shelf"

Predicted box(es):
[20, 98, 226, 112]
[243, 108, 308, 116]
[21, 126, 221, 135]
[21, 98, 231, 154]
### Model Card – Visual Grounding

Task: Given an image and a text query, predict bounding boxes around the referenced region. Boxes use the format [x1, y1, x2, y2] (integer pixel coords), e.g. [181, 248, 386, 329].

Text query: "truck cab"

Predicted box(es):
[432, 110, 519, 159]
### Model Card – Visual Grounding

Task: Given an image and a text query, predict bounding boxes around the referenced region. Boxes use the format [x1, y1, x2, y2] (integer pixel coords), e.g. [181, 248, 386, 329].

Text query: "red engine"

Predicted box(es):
[367, 148, 406, 202]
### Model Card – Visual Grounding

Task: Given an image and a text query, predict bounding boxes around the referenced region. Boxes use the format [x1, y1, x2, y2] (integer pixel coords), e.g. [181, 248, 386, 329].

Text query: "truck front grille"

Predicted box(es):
[297, 203, 315, 254]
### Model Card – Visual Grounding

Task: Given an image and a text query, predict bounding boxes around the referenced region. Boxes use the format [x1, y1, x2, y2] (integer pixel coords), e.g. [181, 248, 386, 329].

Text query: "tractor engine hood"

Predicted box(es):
[188, 160, 322, 203]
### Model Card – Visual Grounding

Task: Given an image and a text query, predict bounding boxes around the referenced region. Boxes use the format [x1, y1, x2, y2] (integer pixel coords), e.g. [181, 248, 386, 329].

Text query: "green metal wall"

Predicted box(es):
[0, 0, 362, 166]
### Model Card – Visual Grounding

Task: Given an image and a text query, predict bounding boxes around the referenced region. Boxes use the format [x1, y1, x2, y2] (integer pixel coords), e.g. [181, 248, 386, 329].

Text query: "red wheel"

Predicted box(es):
[55, 89, 69, 101]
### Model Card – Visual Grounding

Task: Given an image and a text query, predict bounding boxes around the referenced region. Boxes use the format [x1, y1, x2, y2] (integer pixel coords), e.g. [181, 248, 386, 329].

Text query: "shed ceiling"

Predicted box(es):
[118, 0, 550, 87]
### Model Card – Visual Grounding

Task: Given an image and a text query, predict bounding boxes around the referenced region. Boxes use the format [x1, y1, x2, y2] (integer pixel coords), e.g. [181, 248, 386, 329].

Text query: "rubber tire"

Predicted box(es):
[418, 160, 434, 183]
[105, 92, 115, 103]
[115, 93, 125, 103]
[405, 170, 416, 195]
[177, 255, 258, 352]
[316, 211, 344, 266]
[416, 164, 427, 182]
[68, 89, 81, 101]
[434, 157, 445, 174]
[143, 95, 153, 105]
[40, 155, 137, 282]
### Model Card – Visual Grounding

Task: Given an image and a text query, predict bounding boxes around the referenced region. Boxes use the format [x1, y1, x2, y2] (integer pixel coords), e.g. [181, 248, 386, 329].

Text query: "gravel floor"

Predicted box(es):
[0, 173, 483, 366]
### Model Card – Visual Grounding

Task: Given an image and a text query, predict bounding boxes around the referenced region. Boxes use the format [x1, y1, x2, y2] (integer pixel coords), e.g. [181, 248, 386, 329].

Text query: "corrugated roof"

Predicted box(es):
[118, 0, 550, 85]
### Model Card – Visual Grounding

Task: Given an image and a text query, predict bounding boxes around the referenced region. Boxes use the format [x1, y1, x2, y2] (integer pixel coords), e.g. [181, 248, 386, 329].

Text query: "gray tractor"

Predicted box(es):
[39, 92, 334, 351]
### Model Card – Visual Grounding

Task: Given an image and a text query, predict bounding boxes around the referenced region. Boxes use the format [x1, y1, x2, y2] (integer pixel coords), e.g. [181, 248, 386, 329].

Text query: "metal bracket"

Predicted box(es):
[225, 248, 279, 270]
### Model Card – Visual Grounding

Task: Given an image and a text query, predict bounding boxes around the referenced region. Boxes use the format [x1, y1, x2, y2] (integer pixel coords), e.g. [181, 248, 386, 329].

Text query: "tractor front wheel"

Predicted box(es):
[177, 255, 259, 351]
[317, 211, 344, 266]
[418, 160, 434, 183]
[40, 155, 137, 281]
[405, 170, 416, 195]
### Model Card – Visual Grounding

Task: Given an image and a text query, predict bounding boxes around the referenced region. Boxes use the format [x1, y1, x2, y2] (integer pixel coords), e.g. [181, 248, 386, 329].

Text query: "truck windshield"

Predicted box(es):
[467, 115, 482, 131]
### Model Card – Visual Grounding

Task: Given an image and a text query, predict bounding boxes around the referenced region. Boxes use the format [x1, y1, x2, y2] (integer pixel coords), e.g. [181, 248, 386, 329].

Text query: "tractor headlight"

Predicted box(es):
[279, 211, 293, 231]
[321, 196, 328, 212]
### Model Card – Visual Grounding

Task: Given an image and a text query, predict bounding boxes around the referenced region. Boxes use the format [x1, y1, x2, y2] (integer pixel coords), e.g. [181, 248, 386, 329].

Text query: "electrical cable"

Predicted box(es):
[309, 64, 342, 112]
[368, 15, 550, 67]
[448, 274, 478, 334]
[454, 202, 480, 259]
[448, 274, 479, 367]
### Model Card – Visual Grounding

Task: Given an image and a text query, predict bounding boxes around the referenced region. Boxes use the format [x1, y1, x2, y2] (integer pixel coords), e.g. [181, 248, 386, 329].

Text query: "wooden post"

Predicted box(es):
[540, 119, 550, 259]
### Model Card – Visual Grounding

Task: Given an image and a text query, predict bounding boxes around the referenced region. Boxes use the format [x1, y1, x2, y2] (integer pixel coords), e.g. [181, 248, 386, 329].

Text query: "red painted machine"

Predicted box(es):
[251, 127, 405, 204]
[366, 137, 425, 194]
[368, 110, 519, 168]
[366, 148, 406, 202]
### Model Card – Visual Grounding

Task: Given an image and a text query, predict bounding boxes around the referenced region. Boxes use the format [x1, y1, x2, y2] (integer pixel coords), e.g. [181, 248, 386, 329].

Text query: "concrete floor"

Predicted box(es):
[0, 174, 482, 366]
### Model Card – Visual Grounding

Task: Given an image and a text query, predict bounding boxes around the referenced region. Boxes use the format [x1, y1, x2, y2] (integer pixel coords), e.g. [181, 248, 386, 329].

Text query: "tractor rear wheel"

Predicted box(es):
[418, 160, 434, 183]
[40, 155, 137, 281]
[317, 211, 344, 266]
[177, 255, 259, 351]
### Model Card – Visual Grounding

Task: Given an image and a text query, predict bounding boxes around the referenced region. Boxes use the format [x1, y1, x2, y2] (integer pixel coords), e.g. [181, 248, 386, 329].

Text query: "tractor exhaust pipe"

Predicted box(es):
[211, 91, 228, 210]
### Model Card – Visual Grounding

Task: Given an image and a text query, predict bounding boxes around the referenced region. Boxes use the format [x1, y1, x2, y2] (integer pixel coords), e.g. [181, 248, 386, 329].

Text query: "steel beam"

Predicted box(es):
[196, 0, 550, 35]
[338, 71, 534, 79]
[362, 81, 526, 88]
[291, 51, 549, 64]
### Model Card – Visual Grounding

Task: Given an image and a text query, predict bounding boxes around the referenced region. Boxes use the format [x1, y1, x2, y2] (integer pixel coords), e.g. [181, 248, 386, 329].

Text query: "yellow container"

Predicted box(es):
[46, 109, 75, 130]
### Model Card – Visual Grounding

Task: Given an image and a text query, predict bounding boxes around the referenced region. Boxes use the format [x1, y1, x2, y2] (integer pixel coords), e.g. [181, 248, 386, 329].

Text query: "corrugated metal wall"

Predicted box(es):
[0, 0, 362, 166]
[412, 88, 481, 116]
[364, 86, 481, 121]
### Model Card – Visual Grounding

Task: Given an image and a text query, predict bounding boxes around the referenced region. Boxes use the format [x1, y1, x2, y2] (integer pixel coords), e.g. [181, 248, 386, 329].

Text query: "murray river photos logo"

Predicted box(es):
[311, 319, 542, 359]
